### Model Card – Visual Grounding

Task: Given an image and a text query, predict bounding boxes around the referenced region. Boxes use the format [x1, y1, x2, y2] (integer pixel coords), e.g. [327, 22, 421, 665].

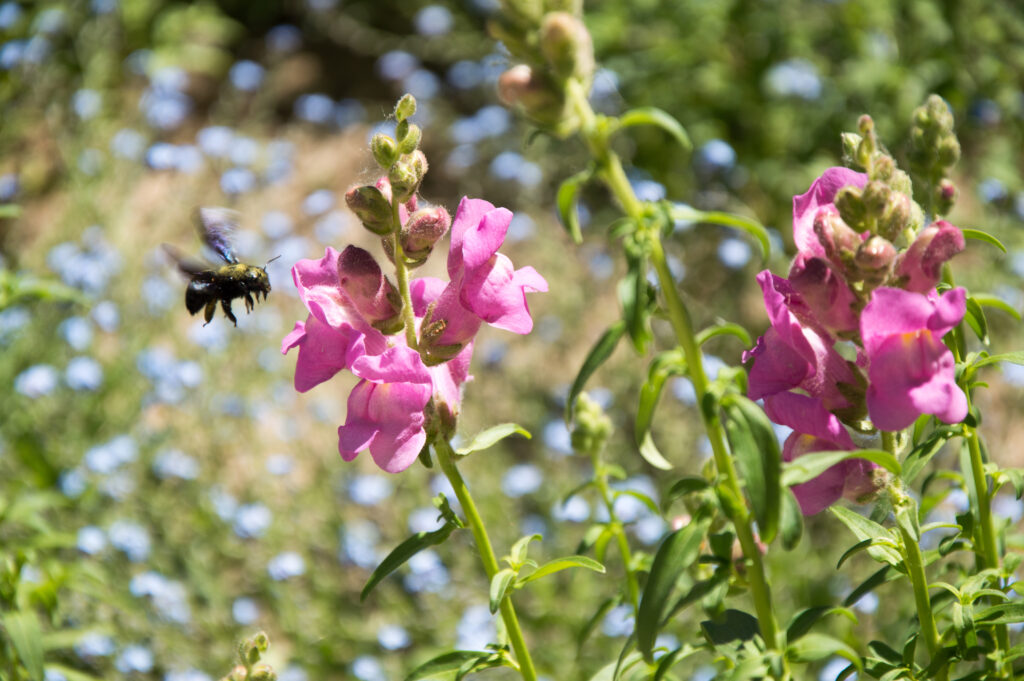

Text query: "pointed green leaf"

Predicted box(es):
[964, 296, 989, 344]
[974, 602, 1024, 625]
[566, 321, 626, 423]
[617, 107, 692, 152]
[843, 566, 895, 607]
[489, 568, 517, 613]
[782, 449, 900, 487]
[700, 609, 761, 646]
[519, 555, 605, 586]
[961, 228, 1007, 253]
[362, 524, 456, 600]
[3, 612, 45, 681]
[618, 256, 654, 353]
[556, 168, 593, 244]
[779, 488, 803, 551]
[403, 651, 492, 681]
[669, 205, 770, 260]
[663, 476, 710, 509]
[721, 394, 781, 543]
[635, 350, 687, 471]
[696, 322, 753, 348]
[971, 294, 1022, 321]
[456, 423, 531, 456]
[638, 432, 674, 470]
[970, 350, 1024, 370]
[829, 506, 902, 568]
[902, 426, 960, 483]
[637, 513, 712, 661]
[836, 539, 874, 569]
[788, 633, 863, 672]
[509, 534, 542, 565]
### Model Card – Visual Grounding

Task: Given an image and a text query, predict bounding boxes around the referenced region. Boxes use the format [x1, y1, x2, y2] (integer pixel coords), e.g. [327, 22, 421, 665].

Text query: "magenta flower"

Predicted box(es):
[861, 287, 967, 431]
[745, 271, 858, 411]
[793, 167, 868, 258]
[787, 253, 859, 334]
[895, 220, 965, 294]
[338, 378, 432, 473]
[765, 392, 876, 515]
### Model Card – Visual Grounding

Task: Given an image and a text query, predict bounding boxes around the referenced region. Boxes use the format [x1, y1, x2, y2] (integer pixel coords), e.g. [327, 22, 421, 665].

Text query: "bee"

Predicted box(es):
[163, 207, 279, 326]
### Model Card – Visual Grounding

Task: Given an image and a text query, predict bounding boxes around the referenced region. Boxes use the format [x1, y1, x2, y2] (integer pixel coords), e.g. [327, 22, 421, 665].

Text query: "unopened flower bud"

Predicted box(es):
[860, 181, 891, 218]
[371, 134, 399, 169]
[843, 465, 890, 506]
[814, 206, 861, 264]
[250, 665, 277, 681]
[841, 133, 863, 167]
[498, 65, 574, 132]
[539, 12, 594, 82]
[877, 192, 912, 241]
[221, 665, 247, 681]
[935, 179, 957, 216]
[855, 236, 896, 286]
[571, 392, 613, 455]
[401, 206, 451, 263]
[833, 186, 866, 230]
[894, 220, 965, 293]
[398, 123, 422, 155]
[937, 136, 961, 168]
[346, 185, 393, 235]
[394, 93, 416, 122]
[337, 246, 403, 333]
[389, 150, 427, 203]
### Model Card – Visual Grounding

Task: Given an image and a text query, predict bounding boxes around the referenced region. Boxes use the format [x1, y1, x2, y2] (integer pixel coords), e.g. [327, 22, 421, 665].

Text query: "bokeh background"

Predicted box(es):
[1, 1, 1022, 680]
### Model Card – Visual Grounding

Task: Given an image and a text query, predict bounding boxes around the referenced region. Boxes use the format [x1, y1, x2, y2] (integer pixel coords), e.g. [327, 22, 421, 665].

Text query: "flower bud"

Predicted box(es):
[398, 123, 422, 154]
[401, 206, 451, 263]
[394, 93, 416, 122]
[876, 191, 912, 241]
[346, 185, 393, 235]
[539, 12, 594, 83]
[842, 464, 890, 506]
[571, 392, 613, 455]
[250, 665, 277, 681]
[832, 185, 866, 230]
[813, 206, 861, 265]
[371, 133, 399, 168]
[389, 150, 427, 203]
[937, 136, 961, 168]
[854, 236, 896, 286]
[935, 178, 957, 216]
[498, 65, 574, 132]
[894, 220, 965, 293]
[337, 246, 403, 333]
[860, 181, 891, 218]
[840, 133, 862, 166]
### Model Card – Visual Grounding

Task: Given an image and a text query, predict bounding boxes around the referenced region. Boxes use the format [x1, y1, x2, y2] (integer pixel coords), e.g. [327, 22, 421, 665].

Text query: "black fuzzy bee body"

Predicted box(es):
[164, 208, 277, 326]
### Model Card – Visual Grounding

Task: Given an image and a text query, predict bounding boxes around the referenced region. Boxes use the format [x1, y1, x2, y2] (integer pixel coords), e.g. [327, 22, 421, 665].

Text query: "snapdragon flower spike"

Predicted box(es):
[764, 392, 876, 515]
[745, 271, 858, 412]
[861, 286, 967, 431]
[793, 167, 868, 258]
[337, 246, 403, 332]
[894, 220, 965, 293]
[787, 253, 859, 334]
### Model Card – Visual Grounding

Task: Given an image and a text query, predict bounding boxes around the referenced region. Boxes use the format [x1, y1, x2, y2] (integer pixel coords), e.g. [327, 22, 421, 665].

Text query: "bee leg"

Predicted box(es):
[203, 301, 217, 325]
[244, 292, 255, 312]
[221, 299, 238, 326]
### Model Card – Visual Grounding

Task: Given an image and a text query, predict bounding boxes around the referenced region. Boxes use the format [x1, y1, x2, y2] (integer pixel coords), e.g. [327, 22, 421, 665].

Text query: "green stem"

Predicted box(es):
[391, 199, 419, 350]
[590, 452, 640, 613]
[434, 439, 539, 681]
[565, 77, 782, 655]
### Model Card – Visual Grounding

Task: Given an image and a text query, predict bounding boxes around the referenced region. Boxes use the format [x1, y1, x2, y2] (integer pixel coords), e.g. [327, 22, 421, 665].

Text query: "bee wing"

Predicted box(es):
[162, 243, 211, 276]
[194, 206, 240, 264]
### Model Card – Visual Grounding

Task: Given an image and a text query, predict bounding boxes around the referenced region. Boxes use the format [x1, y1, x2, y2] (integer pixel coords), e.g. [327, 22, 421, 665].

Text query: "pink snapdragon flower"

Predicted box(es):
[765, 392, 876, 515]
[895, 220, 965, 293]
[861, 287, 967, 431]
[793, 167, 868, 257]
[745, 271, 857, 411]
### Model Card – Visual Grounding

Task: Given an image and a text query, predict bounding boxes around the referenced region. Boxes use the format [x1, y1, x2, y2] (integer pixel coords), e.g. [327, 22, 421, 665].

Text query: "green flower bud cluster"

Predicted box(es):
[219, 632, 276, 681]
[491, 1, 594, 135]
[908, 94, 961, 216]
[570, 392, 613, 456]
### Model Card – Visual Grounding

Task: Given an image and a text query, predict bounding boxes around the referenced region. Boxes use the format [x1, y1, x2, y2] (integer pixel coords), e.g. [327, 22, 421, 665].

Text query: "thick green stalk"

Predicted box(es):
[565, 77, 782, 654]
[391, 199, 419, 350]
[434, 439, 539, 681]
[589, 452, 640, 612]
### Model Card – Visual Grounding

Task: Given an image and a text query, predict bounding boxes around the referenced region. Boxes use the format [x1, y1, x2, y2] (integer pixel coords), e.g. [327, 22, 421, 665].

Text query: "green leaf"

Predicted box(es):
[779, 488, 804, 551]
[652, 646, 698, 681]
[971, 294, 1022, 321]
[509, 534, 541, 565]
[970, 351, 1024, 371]
[696, 322, 753, 348]
[635, 350, 687, 471]
[617, 107, 692, 152]
[974, 603, 1024, 625]
[618, 255, 654, 353]
[3, 612, 45, 681]
[556, 168, 593, 245]
[489, 568, 517, 613]
[566, 321, 626, 423]
[636, 513, 711, 661]
[843, 566, 895, 608]
[403, 650, 492, 681]
[829, 506, 902, 568]
[837, 539, 874, 569]
[362, 524, 456, 600]
[669, 204, 771, 260]
[663, 476, 710, 509]
[902, 426, 960, 484]
[43, 667, 102, 681]
[456, 423, 531, 456]
[782, 449, 900, 487]
[788, 634, 863, 671]
[700, 609, 761, 646]
[964, 296, 989, 344]
[721, 394, 781, 544]
[961, 228, 1007, 253]
[638, 433, 674, 470]
[519, 555, 605, 586]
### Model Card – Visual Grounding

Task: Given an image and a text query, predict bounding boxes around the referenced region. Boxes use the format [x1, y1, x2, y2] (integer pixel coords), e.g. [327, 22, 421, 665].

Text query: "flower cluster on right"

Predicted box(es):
[744, 114, 967, 516]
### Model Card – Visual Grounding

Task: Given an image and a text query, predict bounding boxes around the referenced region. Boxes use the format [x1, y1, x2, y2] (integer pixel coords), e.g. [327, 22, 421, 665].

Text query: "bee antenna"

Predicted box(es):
[263, 255, 282, 269]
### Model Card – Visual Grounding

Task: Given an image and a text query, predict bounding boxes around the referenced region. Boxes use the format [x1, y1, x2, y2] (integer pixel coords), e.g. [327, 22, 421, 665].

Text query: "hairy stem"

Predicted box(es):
[390, 199, 419, 350]
[434, 439, 539, 681]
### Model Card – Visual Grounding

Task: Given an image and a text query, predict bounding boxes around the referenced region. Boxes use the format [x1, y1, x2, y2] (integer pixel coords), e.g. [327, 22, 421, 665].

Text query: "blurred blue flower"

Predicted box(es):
[221, 167, 256, 195]
[764, 58, 822, 100]
[22, 36, 52, 64]
[229, 136, 261, 167]
[164, 669, 211, 681]
[75, 632, 115, 658]
[699, 139, 737, 170]
[229, 60, 265, 91]
[377, 623, 410, 650]
[77, 148, 103, 176]
[209, 486, 238, 520]
[76, 526, 107, 554]
[334, 98, 366, 128]
[456, 604, 495, 650]
[631, 178, 666, 202]
[0, 306, 27, 344]
[44, 670, 67, 681]
[415, 5, 454, 35]
[278, 666, 309, 681]
[522, 513, 546, 536]
[66, 356, 103, 391]
[141, 87, 192, 130]
[351, 656, 386, 681]
[84, 434, 136, 474]
[141, 275, 177, 313]
[501, 464, 543, 498]
[262, 211, 293, 239]
[111, 128, 146, 161]
[968, 98, 1001, 126]
[15, 364, 58, 397]
[348, 474, 393, 506]
[601, 604, 635, 637]
[978, 177, 1008, 204]
[0, 40, 26, 69]
[130, 572, 191, 624]
[633, 515, 667, 545]
[91, 0, 117, 14]
[34, 8, 65, 34]
[262, 453, 292, 476]
[302, 189, 336, 217]
[266, 24, 302, 53]
[403, 68, 441, 100]
[852, 591, 879, 615]
[340, 519, 382, 568]
[153, 449, 199, 480]
[268, 551, 306, 580]
[718, 237, 752, 269]
[233, 503, 272, 539]
[590, 68, 620, 103]
[99, 470, 136, 500]
[109, 520, 151, 562]
[446, 144, 477, 172]
[447, 60, 483, 89]
[196, 125, 234, 158]
[819, 658, 852, 681]
[72, 89, 102, 120]
[542, 419, 573, 456]
[993, 494, 1023, 523]
[294, 93, 335, 124]
[147, 143, 179, 170]
[0, 172, 17, 201]
[377, 50, 419, 81]
[408, 506, 444, 533]
[92, 300, 119, 331]
[232, 597, 260, 625]
[313, 211, 348, 244]
[59, 469, 87, 498]
[551, 495, 590, 522]
[116, 645, 154, 674]
[403, 549, 449, 593]
[0, 3, 22, 30]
